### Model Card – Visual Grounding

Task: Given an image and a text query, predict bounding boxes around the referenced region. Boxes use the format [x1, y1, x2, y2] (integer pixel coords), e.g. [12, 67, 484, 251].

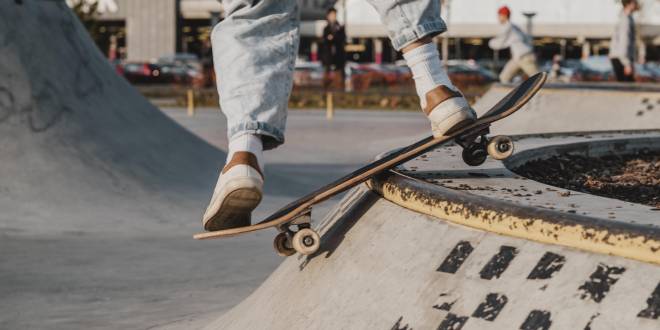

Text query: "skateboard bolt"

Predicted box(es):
[303, 236, 314, 247]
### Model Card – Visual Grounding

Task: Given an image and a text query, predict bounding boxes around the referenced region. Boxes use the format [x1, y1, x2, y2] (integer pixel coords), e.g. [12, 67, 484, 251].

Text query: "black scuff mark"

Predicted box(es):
[437, 313, 468, 330]
[583, 313, 600, 330]
[578, 264, 626, 303]
[637, 282, 660, 319]
[437, 241, 474, 274]
[391, 316, 412, 330]
[527, 252, 566, 280]
[472, 293, 508, 321]
[520, 310, 552, 330]
[480, 246, 518, 280]
[433, 300, 456, 312]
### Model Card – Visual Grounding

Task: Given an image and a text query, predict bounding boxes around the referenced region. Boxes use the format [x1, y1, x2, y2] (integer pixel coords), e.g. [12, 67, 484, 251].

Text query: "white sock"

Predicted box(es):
[403, 43, 457, 109]
[227, 133, 264, 171]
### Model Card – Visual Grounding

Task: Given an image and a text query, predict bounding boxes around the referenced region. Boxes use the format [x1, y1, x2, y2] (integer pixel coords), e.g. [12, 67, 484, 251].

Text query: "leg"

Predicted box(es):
[213, 0, 299, 150]
[499, 59, 522, 83]
[203, 0, 300, 231]
[611, 59, 626, 82]
[366, 0, 476, 137]
[519, 54, 540, 78]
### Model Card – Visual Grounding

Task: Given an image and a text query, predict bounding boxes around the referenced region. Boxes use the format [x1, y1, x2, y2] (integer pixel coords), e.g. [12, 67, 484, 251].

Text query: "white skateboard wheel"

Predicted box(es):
[291, 228, 320, 256]
[487, 135, 514, 160]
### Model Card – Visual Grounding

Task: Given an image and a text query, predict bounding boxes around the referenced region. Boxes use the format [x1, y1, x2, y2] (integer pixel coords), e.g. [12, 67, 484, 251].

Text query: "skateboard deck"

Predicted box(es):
[195, 73, 547, 256]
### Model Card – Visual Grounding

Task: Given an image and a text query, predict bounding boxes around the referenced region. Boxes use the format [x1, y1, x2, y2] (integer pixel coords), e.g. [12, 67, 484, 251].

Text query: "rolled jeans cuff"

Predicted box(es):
[390, 21, 447, 50]
[229, 121, 285, 151]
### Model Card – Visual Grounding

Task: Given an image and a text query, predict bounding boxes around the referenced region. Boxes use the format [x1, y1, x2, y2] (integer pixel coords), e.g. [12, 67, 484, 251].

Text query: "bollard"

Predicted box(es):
[187, 89, 195, 116]
[326, 92, 334, 120]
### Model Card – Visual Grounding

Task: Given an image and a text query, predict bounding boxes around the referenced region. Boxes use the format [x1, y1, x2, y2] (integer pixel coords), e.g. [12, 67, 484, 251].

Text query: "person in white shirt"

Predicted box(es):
[488, 6, 539, 83]
[609, 0, 639, 82]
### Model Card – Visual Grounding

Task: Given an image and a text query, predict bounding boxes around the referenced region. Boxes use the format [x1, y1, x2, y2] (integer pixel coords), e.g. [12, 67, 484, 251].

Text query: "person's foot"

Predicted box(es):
[401, 42, 476, 137]
[203, 151, 264, 231]
[423, 85, 477, 137]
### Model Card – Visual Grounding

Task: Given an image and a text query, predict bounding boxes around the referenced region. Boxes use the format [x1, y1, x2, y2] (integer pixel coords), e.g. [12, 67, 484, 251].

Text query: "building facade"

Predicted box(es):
[85, 0, 659, 63]
[90, 0, 334, 62]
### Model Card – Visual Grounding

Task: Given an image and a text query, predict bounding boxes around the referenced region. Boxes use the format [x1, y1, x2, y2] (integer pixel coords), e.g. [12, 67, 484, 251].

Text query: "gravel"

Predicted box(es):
[514, 149, 660, 208]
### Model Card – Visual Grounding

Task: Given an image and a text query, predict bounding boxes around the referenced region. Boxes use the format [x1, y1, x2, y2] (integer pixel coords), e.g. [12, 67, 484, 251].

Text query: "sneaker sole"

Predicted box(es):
[204, 187, 262, 231]
[432, 110, 477, 138]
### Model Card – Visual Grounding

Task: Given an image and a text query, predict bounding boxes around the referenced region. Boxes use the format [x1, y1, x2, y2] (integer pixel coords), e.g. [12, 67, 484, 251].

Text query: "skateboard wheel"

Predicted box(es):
[291, 228, 320, 256]
[462, 143, 488, 166]
[487, 135, 514, 160]
[273, 232, 295, 257]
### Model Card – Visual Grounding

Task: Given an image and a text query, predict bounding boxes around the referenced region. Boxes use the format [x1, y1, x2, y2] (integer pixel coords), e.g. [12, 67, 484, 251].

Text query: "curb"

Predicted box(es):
[368, 170, 660, 265]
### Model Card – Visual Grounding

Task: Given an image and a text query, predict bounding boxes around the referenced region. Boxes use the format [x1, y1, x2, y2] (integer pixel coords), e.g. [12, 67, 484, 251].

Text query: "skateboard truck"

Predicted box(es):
[273, 209, 320, 257]
[455, 125, 514, 166]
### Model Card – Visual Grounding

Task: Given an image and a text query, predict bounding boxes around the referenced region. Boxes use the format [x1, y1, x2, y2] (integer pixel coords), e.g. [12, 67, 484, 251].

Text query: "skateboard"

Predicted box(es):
[194, 72, 547, 257]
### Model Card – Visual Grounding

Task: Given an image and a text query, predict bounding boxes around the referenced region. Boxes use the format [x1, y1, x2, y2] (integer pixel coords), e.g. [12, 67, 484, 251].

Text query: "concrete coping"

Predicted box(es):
[368, 132, 660, 265]
[498, 82, 660, 93]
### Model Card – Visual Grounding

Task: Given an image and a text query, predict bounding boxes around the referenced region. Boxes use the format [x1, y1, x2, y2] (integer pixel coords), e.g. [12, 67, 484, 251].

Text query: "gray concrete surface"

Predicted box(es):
[208, 79, 660, 329]
[4, 2, 660, 330]
[475, 83, 660, 135]
[0, 2, 430, 329]
[210, 187, 660, 329]
[401, 132, 660, 227]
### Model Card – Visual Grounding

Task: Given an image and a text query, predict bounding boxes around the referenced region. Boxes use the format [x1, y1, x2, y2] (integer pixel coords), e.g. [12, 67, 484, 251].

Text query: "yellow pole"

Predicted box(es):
[187, 89, 195, 116]
[326, 92, 334, 120]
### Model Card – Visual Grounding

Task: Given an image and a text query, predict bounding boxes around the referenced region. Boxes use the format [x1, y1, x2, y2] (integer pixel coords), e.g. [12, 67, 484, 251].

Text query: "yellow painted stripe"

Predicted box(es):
[370, 178, 660, 265]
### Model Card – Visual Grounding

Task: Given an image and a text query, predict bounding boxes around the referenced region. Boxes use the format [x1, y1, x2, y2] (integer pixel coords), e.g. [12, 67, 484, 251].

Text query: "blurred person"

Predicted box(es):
[203, 0, 478, 231]
[488, 6, 539, 83]
[320, 8, 347, 89]
[549, 54, 563, 81]
[609, 0, 640, 82]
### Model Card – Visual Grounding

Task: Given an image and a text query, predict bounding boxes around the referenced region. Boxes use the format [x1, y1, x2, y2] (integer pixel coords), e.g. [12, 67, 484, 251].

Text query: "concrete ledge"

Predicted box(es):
[503, 82, 660, 93]
[475, 84, 660, 135]
[368, 134, 660, 265]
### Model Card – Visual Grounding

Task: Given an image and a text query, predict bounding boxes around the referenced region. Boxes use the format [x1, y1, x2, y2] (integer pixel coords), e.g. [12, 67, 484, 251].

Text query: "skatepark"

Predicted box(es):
[1, 2, 659, 329]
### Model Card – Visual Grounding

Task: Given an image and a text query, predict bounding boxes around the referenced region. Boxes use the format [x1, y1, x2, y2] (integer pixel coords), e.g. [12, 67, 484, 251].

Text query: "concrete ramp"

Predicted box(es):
[208, 187, 660, 329]
[4, 2, 658, 329]
[0, 1, 223, 234]
[0, 3, 238, 328]
[475, 83, 660, 135]
[207, 84, 660, 329]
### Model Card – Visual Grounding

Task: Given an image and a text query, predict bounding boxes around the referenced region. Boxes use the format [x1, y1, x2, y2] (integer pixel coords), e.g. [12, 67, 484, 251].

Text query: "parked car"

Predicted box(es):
[121, 62, 171, 84]
[634, 63, 660, 83]
[643, 62, 660, 82]
[157, 53, 202, 71]
[293, 60, 325, 88]
[571, 56, 613, 82]
[446, 60, 498, 89]
[569, 56, 659, 83]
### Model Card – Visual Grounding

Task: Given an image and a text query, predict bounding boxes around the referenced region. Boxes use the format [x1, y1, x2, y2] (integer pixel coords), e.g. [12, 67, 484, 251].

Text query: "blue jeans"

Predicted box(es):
[212, 0, 446, 150]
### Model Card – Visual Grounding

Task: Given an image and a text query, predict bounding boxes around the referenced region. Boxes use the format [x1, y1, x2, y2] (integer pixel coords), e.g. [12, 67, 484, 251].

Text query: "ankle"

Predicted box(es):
[402, 43, 458, 109]
[423, 86, 463, 115]
[223, 151, 264, 178]
[227, 133, 264, 171]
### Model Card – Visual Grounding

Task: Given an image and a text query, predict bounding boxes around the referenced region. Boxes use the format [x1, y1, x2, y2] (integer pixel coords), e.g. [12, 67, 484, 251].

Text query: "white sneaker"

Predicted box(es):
[424, 86, 477, 137]
[202, 152, 263, 231]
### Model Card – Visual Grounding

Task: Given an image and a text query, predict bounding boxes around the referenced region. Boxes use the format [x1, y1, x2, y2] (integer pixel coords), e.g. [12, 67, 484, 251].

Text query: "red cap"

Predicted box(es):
[498, 6, 511, 17]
